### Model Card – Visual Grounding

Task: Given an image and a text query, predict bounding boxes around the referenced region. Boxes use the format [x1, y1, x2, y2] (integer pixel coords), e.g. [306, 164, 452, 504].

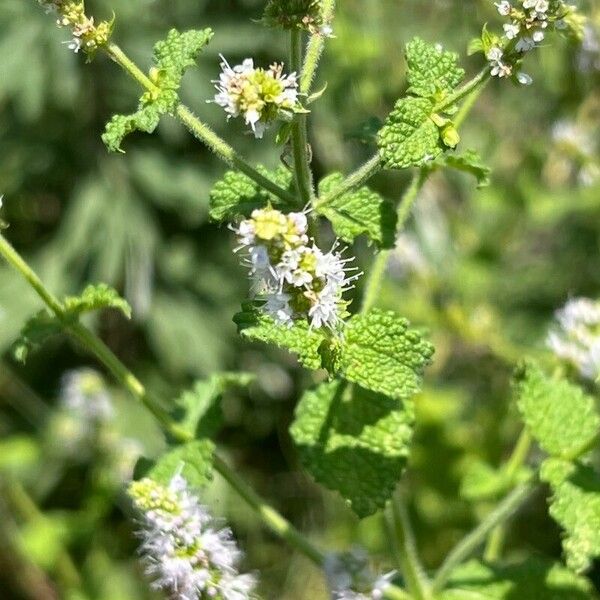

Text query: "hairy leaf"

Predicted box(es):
[290, 380, 414, 517]
[209, 166, 293, 221]
[63, 283, 131, 319]
[102, 106, 162, 153]
[146, 440, 214, 489]
[541, 458, 600, 573]
[378, 97, 443, 169]
[173, 372, 255, 438]
[317, 173, 397, 248]
[515, 363, 600, 459]
[405, 37, 465, 99]
[441, 558, 596, 599]
[233, 303, 326, 370]
[339, 309, 434, 400]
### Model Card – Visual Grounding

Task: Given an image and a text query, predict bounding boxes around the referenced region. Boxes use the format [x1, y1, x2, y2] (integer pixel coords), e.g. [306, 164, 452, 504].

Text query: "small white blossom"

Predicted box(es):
[504, 23, 521, 39]
[547, 297, 600, 380]
[517, 71, 533, 84]
[532, 29, 545, 42]
[496, 1, 512, 16]
[212, 56, 298, 138]
[129, 475, 257, 600]
[516, 36, 536, 52]
[61, 368, 114, 422]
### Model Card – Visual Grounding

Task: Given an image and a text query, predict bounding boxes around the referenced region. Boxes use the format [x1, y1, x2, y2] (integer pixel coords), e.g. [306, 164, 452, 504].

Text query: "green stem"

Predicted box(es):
[484, 430, 532, 561]
[290, 29, 314, 206]
[434, 68, 491, 114]
[360, 168, 428, 313]
[300, 0, 336, 95]
[104, 44, 295, 205]
[431, 484, 534, 594]
[388, 495, 431, 600]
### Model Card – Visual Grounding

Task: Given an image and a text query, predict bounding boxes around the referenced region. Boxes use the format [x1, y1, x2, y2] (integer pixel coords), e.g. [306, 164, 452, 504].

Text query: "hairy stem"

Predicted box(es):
[104, 43, 295, 205]
[360, 168, 428, 313]
[431, 484, 534, 594]
[484, 430, 532, 561]
[300, 0, 336, 95]
[434, 68, 491, 114]
[290, 29, 314, 206]
[388, 495, 431, 600]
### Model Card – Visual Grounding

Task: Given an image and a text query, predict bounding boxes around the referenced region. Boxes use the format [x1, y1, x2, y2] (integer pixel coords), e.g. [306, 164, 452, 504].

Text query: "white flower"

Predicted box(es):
[504, 23, 520, 39]
[212, 56, 298, 138]
[532, 29, 545, 42]
[61, 368, 113, 422]
[264, 292, 294, 326]
[308, 283, 342, 329]
[63, 37, 82, 53]
[547, 297, 600, 380]
[517, 72, 533, 85]
[496, 1, 512, 16]
[516, 36, 536, 52]
[486, 46, 504, 62]
[129, 476, 257, 600]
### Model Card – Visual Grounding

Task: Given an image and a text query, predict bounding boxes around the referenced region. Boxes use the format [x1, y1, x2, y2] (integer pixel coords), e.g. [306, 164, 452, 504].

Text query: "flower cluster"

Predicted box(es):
[487, 0, 580, 83]
[547, 297, 600, 381]
[38, 0, 112, 54]
[233, 207, 359, 330]
[324, 550, 394, 600]
[129, 475, 256, 600]
[213, 57, 298, 138]
[262, 0, 331, 35]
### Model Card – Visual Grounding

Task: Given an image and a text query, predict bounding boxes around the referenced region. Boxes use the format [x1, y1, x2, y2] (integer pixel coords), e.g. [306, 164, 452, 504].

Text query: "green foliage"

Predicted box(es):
[440, 558, 597, 599]
[13, 309, 63, 362]
[20, 514, 71, 572]
[317, 173, 397, 248]
[339, 309, 434, 401]
[102, 28, 212, 152]
[405, 37, 465, 99]
[209, 166, 293, 221]
[290, 380, 414, 517]
[515, 363, 600, 459]
[63, 283, 132, 318]
[172, 372, 255, 438]
[541, 458, 600, 573]
[378, 97, 443, 169]
[436, 150, 491, 188]
[233, 302, 326, 370]
[142, 440, 215, 489]
[461, 458, 532, 501]
[262, 0, 322, 31]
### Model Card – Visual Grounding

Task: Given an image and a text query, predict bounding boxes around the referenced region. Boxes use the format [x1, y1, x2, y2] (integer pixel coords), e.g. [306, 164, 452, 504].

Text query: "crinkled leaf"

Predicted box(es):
[440, 558, 597, 599]
[339, 309, 434, 400]
[515, 363, 600, 459]
[233, 303, 326, 370]
[102, 29, 212, 153]
[152, 28, 213, 86]
[13, 309, 62, 363]
[209, 166, 293, 221]
[63, 283, 131, 319]
[438, 150, 491, 188]
[317, 173, 397, 248]
[146, 440, 214, 489]
[172, 372, 255, 438]
[405, 37, 465, 99]
[378, 97, 443, 169]
[541, 458, 600, 573]
[290, 380, 414, 517]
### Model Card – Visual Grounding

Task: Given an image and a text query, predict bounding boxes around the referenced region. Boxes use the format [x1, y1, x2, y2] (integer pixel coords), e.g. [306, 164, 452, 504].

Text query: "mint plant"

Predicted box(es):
[0, 1, 598, 599]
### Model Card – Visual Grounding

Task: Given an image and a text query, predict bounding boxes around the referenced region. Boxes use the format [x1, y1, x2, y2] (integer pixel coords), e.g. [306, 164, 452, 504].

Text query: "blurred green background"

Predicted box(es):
[1, 0, 600, 598]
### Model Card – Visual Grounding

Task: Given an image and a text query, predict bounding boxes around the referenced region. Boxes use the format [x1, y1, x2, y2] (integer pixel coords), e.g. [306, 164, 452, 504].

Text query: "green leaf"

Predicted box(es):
[209, 166, 293, 222]
[405, 37, 465, 99]
[102, 29, 213, 153]
[541, 458, 600, 573]
[13, 309, 62, 363]
[440, 558, 597, 599]
[233, 303, 326, 370]
[338, 309, 434, 401]
[317, 173, 397, 248]
[0, 436, 40, 476]
[172, 372, 255, 438]
[146, 440, 215, 489]
[438, 150, 491, 188]
[20, 514, 71, 571]
[290, 380, 414, 517]
[378, 97, 443, 170]
[515, 363, 600, 459]
[63, 283, 131, 319]
[152, 28, 213, 86]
